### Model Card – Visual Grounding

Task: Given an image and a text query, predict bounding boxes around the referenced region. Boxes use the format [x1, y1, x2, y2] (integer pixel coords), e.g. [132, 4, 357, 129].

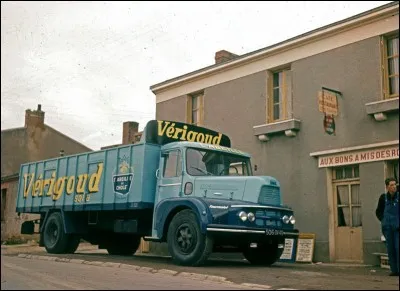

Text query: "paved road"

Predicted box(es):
[1, 256, 261, 290]
[2, 244, 399, 290]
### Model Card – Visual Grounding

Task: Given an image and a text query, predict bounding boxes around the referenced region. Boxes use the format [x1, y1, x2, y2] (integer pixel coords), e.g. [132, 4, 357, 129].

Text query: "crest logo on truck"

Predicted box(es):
[113, 156, 134, 196]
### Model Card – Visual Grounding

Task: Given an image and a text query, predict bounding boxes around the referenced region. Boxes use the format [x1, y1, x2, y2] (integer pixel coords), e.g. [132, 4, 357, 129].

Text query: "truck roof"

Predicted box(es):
[161, 141, 251, 158]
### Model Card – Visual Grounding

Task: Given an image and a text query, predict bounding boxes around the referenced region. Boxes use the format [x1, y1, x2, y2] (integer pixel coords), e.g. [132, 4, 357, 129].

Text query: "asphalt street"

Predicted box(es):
[1, 256, 262, 290]
[2, 244, 399, 290]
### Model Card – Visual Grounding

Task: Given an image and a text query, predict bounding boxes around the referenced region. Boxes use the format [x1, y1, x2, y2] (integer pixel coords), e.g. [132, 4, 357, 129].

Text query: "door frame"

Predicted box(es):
[327, 168, 362, 262]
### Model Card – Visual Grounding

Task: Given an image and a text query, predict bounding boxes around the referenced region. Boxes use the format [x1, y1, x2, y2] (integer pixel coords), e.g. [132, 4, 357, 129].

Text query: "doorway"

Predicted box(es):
[333, 165, 363, 262]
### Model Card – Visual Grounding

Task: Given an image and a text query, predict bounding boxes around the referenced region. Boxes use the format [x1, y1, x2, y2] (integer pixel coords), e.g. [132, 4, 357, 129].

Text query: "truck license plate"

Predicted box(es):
[265, 229, 284, 236]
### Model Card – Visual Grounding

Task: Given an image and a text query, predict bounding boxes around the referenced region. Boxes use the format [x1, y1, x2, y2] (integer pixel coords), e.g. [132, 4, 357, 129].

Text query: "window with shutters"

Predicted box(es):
[253, 65, 299, 141]
[186, 92, 204, 126]
[381, 33, 399, 99]
[267, 68, 292, 123]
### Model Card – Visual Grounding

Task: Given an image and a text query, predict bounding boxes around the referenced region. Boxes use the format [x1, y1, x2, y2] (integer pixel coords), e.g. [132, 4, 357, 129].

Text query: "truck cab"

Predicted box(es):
[148, 139, 298, 266]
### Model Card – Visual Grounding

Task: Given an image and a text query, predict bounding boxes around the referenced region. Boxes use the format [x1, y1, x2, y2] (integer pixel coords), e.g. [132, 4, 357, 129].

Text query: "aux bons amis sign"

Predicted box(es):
[318, 146, 399, 168]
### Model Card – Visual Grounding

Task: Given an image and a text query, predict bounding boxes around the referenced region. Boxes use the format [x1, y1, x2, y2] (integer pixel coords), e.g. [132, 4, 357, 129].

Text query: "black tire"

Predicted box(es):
[167, 209, 213, 266]
[106, 234, 141, 256]
[65, 235, 81, 254]
[43, 212, 71, 254]
[243, 243, 283, 266]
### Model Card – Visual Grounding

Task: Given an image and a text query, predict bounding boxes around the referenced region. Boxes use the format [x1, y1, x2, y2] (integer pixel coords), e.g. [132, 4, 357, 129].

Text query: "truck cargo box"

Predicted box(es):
[16, 143, 160, 213]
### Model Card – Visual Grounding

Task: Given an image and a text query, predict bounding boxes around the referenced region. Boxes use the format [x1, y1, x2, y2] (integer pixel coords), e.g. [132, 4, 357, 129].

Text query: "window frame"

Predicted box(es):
[335, 181, 362, 228]
[162, 150, 182, 178]
[385, 159, 399, 186]
[381, 32, 399, 100]
[186, 92, 204, 126]
[268, 68, 291, 123]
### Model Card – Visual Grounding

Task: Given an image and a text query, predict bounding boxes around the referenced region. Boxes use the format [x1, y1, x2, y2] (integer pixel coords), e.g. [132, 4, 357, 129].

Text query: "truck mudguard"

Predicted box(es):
[154, 197, 214, 239]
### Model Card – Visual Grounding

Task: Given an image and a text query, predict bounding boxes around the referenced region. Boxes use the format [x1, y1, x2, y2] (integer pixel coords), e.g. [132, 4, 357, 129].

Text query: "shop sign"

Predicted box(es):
[318, 146, 399, 168]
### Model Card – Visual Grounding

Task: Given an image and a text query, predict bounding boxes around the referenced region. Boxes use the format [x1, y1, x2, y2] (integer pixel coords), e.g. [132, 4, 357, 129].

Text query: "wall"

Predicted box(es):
[1, 180, 40, 241]
[156, 94, 188, 122]
[1, 123, 92, 241]
[1, 126, 91, 177]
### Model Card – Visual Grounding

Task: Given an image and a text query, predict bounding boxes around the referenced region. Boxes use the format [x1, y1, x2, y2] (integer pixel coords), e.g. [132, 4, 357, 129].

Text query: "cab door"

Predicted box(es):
[155, 149, 183, 205]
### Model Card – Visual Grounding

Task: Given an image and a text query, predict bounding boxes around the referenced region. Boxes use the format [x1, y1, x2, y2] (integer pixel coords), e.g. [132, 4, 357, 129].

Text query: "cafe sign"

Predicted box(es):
[318, 90, 338, 116]
[318, 146, 399, 168]
[318, 87, 341, 136]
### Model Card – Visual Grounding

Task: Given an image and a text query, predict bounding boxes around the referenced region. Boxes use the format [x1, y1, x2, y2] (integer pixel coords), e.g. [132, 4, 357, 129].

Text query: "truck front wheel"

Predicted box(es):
[243, 243, 283, 266]
[43, 212, 73, 254]
[167, 209, 213, 266]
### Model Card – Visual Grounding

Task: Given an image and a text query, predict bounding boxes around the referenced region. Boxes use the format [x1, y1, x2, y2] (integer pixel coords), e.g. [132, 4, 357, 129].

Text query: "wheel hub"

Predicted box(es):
[176, 224, 196, 254]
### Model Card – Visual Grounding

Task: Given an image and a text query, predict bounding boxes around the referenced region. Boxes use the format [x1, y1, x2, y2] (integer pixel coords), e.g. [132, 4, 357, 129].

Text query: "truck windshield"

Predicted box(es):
[186, 148, 252, 176]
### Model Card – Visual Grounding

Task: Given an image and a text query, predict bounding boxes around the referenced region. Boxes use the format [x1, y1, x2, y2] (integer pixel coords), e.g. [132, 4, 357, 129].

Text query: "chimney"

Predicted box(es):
[122, 121, 139, 145]
[25, 104, 45, 128]
[215, 50, 238, 64]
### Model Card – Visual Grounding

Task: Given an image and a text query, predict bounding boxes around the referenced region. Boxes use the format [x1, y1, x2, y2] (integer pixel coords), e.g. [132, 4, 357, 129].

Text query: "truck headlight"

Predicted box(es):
[282, 215, 290, 224]
[247, 212, 255, 222]
[238, 211, 247, 221]
[289, 215, 296, 225]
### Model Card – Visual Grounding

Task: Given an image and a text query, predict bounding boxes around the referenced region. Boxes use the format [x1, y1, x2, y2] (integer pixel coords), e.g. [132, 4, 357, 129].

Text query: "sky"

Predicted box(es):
[1, 1, 392, 150]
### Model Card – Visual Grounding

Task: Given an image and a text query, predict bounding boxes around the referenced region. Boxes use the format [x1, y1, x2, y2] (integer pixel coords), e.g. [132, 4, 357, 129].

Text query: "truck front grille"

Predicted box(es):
[255, 210, 282, 228]
[258, 185, 281, 205]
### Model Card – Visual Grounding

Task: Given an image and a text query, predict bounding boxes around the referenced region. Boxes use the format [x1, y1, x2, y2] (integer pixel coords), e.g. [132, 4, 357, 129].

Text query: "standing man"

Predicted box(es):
[376, 177, 399, 276]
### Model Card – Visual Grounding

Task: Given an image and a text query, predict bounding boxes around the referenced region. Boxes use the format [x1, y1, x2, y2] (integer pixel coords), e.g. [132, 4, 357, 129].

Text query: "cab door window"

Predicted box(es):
[163, 150, 182, 178]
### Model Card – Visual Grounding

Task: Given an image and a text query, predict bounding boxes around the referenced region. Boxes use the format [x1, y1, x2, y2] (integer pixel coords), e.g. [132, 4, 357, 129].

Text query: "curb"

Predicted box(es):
[15, 253, 276, 289]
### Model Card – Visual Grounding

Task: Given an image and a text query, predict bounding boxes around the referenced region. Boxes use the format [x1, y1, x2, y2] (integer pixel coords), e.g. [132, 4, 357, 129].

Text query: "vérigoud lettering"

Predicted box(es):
[157, 120, 222, 145]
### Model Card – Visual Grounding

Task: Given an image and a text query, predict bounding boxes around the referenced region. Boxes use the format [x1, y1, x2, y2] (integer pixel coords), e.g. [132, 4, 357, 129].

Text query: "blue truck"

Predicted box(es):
[16, 120, 298, 266]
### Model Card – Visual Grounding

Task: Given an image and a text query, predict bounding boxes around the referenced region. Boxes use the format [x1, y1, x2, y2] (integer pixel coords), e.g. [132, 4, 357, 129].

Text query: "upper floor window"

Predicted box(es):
[268, 68, 292, 123]
[382, 33, 399, 99]
[187, 92, 204, 126]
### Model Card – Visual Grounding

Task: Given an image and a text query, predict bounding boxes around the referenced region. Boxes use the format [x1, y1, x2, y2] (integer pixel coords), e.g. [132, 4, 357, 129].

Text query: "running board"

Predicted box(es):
[143, 236, 161, 242]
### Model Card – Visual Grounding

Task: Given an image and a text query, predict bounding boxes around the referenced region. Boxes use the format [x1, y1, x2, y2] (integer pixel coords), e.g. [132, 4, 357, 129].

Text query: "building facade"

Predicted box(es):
[151, 2, 399, 264]
[1, 105, 92, 241]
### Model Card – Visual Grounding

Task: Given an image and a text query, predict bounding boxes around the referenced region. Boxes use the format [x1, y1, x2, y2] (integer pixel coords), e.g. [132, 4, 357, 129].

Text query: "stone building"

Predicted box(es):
[1, 104, 92, 241]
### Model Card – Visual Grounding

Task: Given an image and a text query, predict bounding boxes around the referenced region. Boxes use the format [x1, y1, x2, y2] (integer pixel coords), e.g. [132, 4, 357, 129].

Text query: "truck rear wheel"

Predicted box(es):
[43, 212, 73, 254]
[243, 243, 283, 266]
[106, 234, 141, 256]
[65, 235, 81, 254]
[167, 209, 213, 266]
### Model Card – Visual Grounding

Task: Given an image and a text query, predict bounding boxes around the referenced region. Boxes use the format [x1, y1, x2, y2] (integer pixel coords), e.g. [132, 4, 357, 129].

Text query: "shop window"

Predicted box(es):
[386, 159, 399, 185]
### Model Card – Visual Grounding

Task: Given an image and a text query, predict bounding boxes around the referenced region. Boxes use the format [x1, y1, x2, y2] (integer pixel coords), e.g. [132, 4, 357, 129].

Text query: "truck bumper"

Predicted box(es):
[206, 224, 299, 238]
